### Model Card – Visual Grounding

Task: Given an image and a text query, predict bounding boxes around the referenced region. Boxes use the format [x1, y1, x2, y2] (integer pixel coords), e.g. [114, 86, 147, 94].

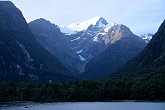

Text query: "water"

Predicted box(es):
[0, 102, 165, 110]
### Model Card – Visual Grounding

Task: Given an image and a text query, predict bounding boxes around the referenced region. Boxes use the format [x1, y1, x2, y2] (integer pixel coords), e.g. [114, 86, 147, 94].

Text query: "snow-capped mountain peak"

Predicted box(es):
[67, 16, 108, 32]
[140, 33, 153, 43]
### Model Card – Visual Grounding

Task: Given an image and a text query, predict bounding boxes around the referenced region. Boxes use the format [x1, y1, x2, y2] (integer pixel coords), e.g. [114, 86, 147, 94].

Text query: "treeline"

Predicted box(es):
[0, 75, 165, 102]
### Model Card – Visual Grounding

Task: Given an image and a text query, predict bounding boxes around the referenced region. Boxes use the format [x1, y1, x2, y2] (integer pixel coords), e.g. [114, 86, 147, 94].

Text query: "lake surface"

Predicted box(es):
[0, 102, 165, 110]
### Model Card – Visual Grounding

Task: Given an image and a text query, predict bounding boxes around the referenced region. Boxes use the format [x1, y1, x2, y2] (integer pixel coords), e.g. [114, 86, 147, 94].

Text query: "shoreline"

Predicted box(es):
[0, 100, 165, 104]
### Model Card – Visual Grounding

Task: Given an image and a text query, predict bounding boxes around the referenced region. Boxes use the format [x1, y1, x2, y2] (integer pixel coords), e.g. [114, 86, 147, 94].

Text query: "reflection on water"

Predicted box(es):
[0, 102, 165, 110]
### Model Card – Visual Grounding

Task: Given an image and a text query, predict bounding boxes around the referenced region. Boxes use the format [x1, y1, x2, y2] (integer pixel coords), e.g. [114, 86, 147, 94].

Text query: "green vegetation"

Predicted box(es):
[0, 73, 164, 102]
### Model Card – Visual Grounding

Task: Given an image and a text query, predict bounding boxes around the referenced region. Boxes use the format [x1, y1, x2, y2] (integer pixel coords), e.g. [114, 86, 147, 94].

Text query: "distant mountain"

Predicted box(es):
[28, 18, 81, 73]
[0, 1, 75, 82]
[58, 17, 146, 72]
[114, 19, 165, 76]
[83, 24, 147, 79]
[140, 33, 153, 43]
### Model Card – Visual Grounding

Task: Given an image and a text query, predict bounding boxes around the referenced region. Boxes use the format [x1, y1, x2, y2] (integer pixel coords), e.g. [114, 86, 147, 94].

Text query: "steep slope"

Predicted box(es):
[0, 1, 75, 82]
[28, 19, 81, 73]
[115, 19, 165, 75]
[83, 24, 146, 79]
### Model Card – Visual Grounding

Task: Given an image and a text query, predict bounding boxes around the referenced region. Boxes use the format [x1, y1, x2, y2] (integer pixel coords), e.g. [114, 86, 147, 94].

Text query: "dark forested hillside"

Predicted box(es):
[0, 76, 164, 102]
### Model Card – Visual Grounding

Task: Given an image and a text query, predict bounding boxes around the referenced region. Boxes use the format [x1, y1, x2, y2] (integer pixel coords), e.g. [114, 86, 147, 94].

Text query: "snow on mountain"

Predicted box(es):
[58, 25, 75, 35]
[140, 33, 153, 43]
[67, 16, 107, 32]
[104, 23, 117, 32]
[93, 35, 99, 42]
[76, 49, 83, 54]
[79, 55, 86, 61]
[71, 37, 81, 41]
[58, 16, 109, 35]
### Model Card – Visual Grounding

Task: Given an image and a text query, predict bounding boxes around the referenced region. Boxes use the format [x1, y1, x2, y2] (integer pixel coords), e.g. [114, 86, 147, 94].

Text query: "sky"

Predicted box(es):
[9, 0, 165, 35]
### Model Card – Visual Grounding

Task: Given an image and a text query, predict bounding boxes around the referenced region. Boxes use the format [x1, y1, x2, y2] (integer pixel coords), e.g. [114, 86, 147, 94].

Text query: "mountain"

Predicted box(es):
[29, 16, 147, 75]
[66, 16, 108, 32]
[113, 19, 165, 76]
[59, 17, 147, 73]
[83, 24, 147, 79]
[0, 1, 75, 82]
[66, 17, 108, 59]
[49, 17, 107, 71]
[28, 18, 81, 73]
[140, 33, 153, 43]
[28, 17, 108, 72]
